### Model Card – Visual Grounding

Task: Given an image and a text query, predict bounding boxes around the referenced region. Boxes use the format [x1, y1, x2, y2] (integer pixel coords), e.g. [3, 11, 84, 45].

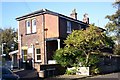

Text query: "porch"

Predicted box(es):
[9, 50, 19, 69]
[46, 37, 65, 63]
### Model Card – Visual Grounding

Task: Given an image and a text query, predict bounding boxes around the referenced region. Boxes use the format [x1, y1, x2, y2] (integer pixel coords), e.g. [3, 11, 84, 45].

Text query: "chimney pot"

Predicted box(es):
[70, 9, 77, 20]
[83, 13, 89, 24]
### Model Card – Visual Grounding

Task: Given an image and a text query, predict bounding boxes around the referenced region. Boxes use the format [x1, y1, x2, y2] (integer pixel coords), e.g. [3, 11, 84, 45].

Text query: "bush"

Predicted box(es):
[114, 44, 120, 55]
[53, 47, 83, 67]
[90, 66, 100, 75]
[66, 68, 77, 75]
[78, 54, 99, 67]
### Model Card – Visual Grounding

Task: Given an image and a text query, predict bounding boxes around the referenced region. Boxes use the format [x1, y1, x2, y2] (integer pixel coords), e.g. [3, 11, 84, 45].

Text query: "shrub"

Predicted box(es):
[66, 68, 77, 75]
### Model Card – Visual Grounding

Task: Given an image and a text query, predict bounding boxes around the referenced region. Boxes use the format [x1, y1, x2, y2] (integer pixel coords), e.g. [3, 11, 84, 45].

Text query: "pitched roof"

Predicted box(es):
[16, 8, 87, 25]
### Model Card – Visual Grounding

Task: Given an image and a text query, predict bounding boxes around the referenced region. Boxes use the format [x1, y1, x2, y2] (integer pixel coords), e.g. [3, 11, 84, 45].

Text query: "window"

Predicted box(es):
[67, 21, 71, 33]
[32, 19, 36, 33]
[79, 24, 81, 30]
[23, 50, 27, 62]
[26, 20, 31, 34]
[35, 48, 41, 62]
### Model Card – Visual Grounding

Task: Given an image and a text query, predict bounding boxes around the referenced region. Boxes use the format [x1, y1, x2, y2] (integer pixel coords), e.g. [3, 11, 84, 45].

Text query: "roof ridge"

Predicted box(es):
[15, 8, 87, 25]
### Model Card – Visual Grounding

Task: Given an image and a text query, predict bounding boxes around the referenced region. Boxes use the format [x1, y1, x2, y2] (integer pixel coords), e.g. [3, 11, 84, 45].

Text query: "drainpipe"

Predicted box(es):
[31, 44, 34, 68]
[18, 21, 21, 68]
[42, 13, 47, 64]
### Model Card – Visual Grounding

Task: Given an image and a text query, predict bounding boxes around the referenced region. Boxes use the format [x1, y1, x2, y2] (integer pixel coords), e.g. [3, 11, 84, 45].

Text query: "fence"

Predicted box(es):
[98, 55, 120, 74]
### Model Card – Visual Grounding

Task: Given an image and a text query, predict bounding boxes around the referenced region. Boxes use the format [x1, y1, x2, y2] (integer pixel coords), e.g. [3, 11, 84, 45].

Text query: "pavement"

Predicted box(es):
[44, 74, 90, 80]
[13, 69, 120, 80]
[13, 69, 89, 80]
[13, 69, 39, 80]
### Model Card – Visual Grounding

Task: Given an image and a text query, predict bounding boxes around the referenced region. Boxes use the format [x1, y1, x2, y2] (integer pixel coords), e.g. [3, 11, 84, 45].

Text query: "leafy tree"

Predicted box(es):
[105, 1, 120, 54]
[114, 44, 120, 55]
[0, 28, 18, 60]
[53, 47, 82, 67]
[54, 25, 114, 67]
[105, 2, 120, 36]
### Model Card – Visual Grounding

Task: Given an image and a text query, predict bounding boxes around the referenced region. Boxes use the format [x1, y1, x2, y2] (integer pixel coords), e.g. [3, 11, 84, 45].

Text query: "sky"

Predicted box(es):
[1, 2, 117, 29]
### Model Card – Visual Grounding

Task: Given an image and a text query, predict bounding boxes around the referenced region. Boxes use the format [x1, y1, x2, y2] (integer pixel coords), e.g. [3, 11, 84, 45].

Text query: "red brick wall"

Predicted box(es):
[18, 14, 59, 66]
[19, 16, 43, 47]
[59, 17, 81, 38]
[18, 15, 45, 64]
[44, 14, 59, 38]
[18, 13, 85, 71]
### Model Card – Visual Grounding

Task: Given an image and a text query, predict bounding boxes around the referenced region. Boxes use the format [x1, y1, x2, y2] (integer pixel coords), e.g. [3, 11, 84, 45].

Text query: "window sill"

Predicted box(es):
[35, 60, 42, 63]
[32, 32, 37, 34]
[67, 31, 71, 34]
[23, 61, 26, 63]
[25, 32, 37, 35]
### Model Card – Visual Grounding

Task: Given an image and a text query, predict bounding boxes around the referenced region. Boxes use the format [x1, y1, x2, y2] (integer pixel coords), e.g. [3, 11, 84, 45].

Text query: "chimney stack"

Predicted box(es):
[70, 9, 77, 20]
[83, 13, 89, 24]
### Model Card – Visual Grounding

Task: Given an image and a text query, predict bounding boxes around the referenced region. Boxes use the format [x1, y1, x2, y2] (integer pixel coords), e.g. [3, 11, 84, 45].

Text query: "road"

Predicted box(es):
[44, 72, 120, 80]
[81, 72, 120, 80]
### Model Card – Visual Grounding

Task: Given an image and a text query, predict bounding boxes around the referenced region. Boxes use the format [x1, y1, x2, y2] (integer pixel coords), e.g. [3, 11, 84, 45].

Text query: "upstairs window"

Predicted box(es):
[35, 48, 41, 62]
[26, 20, 31, 34]
[67, 21, 71, 33]
[32, 19, 36, 33]
[79, 24, 81, 30]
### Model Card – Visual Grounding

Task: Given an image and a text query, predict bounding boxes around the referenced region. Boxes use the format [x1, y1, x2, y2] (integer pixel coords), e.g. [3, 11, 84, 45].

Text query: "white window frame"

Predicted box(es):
[26, 20, 31, 34]
[67, 21, 72, 33]
[35, 48, 41, 62]
[32, 19, 36, 33]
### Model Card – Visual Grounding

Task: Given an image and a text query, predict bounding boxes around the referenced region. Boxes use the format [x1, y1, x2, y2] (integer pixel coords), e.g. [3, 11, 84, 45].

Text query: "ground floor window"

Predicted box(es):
[35, 48, 41, 62]
[23, 50, 27, 62]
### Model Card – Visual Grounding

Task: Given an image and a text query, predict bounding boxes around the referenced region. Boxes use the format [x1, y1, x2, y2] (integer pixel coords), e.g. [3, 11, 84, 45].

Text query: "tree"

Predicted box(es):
[53, 47, 83, 67]
[54, 25, 114, 67]
[0, 28, 18, 60]
[105, 1, 120, 54]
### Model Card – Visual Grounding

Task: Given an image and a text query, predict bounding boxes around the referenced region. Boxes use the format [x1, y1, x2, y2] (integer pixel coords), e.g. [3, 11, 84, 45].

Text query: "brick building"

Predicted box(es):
[16, 9, 88, 71]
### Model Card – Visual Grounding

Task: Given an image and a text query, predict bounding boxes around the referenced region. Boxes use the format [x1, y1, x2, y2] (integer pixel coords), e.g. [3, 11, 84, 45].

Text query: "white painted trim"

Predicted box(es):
[35, 59, 42, 62]
[57, 39, 60, 49]
[35, 48, 42, 62]
[32, 19, 37, 33]
[67, 31, 72, 33]
[9, 50, 19, 55]
[67, 21, 72, 33]
[26, 20, 31, 34]
[17, 21, 22, 58]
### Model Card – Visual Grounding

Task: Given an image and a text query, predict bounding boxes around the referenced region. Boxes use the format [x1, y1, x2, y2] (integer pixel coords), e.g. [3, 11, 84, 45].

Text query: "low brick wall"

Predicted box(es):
[39, 64, 66, 78]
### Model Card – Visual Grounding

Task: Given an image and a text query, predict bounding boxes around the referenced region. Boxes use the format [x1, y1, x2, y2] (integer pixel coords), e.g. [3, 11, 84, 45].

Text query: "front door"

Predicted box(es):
[13, 54, 18, 68]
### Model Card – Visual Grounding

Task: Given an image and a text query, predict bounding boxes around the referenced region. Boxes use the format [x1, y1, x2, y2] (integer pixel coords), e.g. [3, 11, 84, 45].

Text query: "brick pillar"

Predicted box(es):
[41, 14, 47, 64]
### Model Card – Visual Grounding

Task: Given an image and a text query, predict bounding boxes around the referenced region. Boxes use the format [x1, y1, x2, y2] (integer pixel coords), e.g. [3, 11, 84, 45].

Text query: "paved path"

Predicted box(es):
[13, 69, 39, 80]
[13, 69, 120, 80]
[45, 74, 89, 80]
